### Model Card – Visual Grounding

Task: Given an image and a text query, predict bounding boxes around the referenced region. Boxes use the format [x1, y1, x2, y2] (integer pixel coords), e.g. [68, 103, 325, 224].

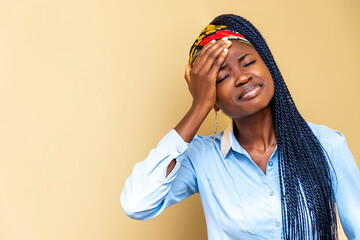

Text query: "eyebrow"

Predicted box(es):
[219, 53, 250, 71]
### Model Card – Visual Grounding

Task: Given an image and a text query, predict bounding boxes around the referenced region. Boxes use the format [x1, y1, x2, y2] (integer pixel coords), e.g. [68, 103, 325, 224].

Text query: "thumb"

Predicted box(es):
[184, 64, 191, 86]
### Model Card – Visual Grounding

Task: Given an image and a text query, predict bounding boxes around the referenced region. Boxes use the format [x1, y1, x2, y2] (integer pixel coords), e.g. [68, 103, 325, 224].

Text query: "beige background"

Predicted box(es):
[0, 0, 359, 239]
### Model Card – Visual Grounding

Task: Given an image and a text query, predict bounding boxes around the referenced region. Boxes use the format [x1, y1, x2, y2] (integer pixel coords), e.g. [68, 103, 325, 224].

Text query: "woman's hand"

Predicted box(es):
[173, 37, 231, 146]
[184, 37, 231, 111]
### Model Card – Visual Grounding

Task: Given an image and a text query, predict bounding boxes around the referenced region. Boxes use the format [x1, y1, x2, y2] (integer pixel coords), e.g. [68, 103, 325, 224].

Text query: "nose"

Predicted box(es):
[235, 72, 252, 87]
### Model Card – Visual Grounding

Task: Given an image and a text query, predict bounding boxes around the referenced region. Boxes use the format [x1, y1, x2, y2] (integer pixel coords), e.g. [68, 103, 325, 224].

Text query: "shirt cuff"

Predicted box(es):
[157, 129, 189, 159]
[144, 129, 189, 176]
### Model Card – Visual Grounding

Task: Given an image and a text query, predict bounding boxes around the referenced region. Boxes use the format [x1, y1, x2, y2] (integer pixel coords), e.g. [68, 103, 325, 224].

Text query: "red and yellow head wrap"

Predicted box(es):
[189, 24, 253, 67]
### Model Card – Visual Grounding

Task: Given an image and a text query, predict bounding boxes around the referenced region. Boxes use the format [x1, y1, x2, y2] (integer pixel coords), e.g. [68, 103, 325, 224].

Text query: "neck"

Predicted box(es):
[233, 105, 275, 152]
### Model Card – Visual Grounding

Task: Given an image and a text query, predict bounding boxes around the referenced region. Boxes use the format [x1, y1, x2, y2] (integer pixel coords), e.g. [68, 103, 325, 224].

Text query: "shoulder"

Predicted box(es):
[188, 132, 223, 152]
[180, 132, 224, 165]
[307, 122, 346, 151]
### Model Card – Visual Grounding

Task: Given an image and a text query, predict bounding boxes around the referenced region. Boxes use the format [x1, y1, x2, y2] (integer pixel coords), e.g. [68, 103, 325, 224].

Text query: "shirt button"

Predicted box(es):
[275, 221, 280, 227]
[176, 146, 183, 153]
[269, 190, 274, 196]
[268, 161, 273, 167]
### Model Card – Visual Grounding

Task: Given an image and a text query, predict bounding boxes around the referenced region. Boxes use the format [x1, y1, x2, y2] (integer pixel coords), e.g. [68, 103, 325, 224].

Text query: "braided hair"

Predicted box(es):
[209, 14, 338, 239]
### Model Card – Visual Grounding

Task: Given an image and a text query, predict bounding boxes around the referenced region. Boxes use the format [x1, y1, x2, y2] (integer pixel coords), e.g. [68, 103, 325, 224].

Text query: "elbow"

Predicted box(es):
[121, 206, 143, 220]
[120, 190, 142, 220]
[121, 204, 143, 220]
[120, 189, 156, 220]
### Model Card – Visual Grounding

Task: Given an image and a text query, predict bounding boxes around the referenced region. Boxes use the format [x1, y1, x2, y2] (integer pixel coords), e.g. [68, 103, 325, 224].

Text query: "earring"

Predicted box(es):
[213, 106, 219, 142]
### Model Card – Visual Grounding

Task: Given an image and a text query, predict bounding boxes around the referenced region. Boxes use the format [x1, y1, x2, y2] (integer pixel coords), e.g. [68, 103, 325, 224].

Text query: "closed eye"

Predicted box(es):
[217, 74, 229, 83]
[243, 60, 256, 67]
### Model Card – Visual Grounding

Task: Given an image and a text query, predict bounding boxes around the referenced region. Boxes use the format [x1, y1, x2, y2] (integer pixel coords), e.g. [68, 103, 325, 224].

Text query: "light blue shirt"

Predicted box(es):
[120, 122, 360, 240]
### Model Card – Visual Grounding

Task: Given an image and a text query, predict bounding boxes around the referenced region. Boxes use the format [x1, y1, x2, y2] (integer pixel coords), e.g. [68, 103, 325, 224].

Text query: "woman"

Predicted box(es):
[121, 14, 360, 240]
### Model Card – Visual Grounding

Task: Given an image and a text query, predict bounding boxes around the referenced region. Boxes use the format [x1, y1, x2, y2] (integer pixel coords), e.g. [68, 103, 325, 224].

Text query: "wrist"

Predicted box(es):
[191, 101, 213, 114]
[174, 103, 212, 143]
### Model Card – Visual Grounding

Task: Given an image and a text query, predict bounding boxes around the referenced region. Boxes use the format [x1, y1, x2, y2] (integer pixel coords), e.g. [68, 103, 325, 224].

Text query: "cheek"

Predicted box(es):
[260, 65, 274, 96]
[267, 75, 275, 97]
[215, 83, 232, 104]
[215, 86, 238, 115]
[270, 82, 275, 97]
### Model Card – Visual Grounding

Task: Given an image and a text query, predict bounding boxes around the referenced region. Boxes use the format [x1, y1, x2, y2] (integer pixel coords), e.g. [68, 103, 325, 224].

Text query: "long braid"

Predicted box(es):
[210, 14, 338, 239]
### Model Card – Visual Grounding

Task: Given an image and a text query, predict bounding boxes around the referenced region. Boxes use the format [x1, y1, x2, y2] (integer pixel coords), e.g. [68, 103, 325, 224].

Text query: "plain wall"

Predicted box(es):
[0, 0, 359, 239]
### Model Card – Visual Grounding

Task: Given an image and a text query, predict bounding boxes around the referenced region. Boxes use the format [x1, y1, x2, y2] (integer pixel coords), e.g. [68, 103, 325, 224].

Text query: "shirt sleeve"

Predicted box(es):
[120, 129, 198, 220]
[330, 131, 360, 240]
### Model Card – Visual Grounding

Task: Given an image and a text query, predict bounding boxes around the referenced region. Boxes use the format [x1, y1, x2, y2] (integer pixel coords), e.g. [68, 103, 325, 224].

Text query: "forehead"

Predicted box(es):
[227, 40, 258, 56]
[225, 40, 259, 59]
[220, 41, 262, 69]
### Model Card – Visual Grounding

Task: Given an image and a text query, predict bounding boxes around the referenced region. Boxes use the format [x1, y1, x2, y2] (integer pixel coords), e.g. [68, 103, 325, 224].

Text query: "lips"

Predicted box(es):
[239, 84, 263, 100]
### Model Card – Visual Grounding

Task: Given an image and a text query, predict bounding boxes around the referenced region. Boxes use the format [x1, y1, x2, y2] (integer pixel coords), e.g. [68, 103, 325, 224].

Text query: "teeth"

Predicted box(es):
[240, 85, 259, 99]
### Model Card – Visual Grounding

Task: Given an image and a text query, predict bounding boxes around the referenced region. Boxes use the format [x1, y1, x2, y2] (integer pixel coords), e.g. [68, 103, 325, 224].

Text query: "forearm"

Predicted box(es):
[121, 129, 191, 220]
[175, 103, 211, 143]
[164, 104, 211, 176]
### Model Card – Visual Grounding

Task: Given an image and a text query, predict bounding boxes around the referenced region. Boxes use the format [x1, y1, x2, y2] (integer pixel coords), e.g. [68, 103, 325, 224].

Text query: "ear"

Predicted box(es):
[184, 64, 191, 86]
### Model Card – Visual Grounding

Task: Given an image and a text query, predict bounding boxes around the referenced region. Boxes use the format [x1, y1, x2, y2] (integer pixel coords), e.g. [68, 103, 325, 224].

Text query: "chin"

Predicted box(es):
[226, 100, 272, 119]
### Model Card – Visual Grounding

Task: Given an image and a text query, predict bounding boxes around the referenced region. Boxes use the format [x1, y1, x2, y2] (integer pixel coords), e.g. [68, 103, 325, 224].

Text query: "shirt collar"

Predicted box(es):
[220, 121, 278, 159]
[220, 121, 235, 158]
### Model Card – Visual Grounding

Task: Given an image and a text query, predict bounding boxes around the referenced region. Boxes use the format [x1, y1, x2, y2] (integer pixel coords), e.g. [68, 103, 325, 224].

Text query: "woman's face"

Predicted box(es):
[215, 40, 274, 119]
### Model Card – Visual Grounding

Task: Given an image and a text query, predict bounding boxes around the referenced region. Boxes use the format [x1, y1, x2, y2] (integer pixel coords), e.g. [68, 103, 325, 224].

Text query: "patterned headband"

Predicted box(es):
[189, 24, 253, 67]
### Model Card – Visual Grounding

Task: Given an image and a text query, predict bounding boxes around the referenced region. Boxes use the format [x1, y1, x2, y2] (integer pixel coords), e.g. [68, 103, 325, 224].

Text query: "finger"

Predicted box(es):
[201, 39, 231, 71]
[195, 38, 231, 71]
[192, 39, 216, 67]
[184, 64, 191, 86]
[209, 47, 229, 78]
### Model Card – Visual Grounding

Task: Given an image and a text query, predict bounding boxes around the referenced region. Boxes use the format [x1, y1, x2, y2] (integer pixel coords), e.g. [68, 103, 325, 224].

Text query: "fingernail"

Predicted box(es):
[223, 48, 228, 52]
[222, 37, 228, 41]
[226, 40, 231, 45]
[211, 39, 216, 43]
